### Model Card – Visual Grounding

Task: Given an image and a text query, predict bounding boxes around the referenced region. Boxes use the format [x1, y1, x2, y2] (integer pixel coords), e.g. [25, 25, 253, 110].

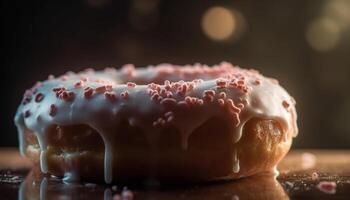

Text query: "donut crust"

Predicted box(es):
[24, 117, 293, 183]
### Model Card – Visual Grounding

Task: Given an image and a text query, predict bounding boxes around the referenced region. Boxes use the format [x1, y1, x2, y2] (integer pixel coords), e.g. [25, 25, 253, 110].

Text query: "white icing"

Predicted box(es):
[14, 63, 298, 183]
[233, 148, 240, 173]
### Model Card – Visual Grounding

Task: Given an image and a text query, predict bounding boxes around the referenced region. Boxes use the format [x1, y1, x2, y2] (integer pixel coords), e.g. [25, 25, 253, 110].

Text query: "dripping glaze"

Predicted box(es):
[14, 62, 298, 183]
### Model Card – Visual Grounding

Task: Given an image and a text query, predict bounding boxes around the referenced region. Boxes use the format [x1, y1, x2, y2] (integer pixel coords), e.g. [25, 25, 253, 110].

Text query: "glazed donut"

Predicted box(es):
[14, 62, 298, 183]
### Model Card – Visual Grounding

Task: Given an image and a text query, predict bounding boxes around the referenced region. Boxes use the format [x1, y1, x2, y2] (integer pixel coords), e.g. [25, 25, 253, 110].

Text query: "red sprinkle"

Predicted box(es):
[35, 93, 44, 102]
[52, 87, 65, 92]
[127, 82, 136, 88]
[282, 100, 290, 109]
[104, 91, 117, 102]
[121, 189, 134, 199]
[216, 79, 227, 88]
[317, 181, 336, 194]
[227, 99, 241, 113]
[80, 76, 88, 82]
[48, 75, 55, 80]
[49, 104, 57, 116]
[204, 90, 215, 96]
[96, 85, 112, 93]
[311, 172, 319, 180]
[160, 98, 177, 107]
[219, 92, 227, 99]
[84, 87, 94, 99]
[59, 91, 75, 101]
[203, 95, 214, 103]
[74, 81, 84, 89]
[24, 110, 31, 118]
[164, 111, 174, 118]
[218, 98, 225, 106]
[120, 91, 129, 99]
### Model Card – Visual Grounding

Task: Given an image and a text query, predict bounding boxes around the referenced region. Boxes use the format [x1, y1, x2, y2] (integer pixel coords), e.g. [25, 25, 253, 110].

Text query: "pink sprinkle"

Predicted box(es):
[312, 172, 319, 180]
[204, 90, 215, 96]
[52, 87, 65, 92]
[282, 100, 290, 109]
[49, 104, 57, 116]
[216, 79, 227, 88]
[164, 111, 173, 118]
[22, 90, 32, 105]
[218, 99, 225, 106]
[159, 88, 167, 96]
[84, 87, 94, 99]
[127, 82, 136, 88]
[237, 80, 245, 85]
[196, 99, 204, 105]
[48, 75, 55, 80]
[122, 64, 135, 77]
[121, 189, 134, 200]
[104, 92, 117, 102]
[60, 75, 68, 81]
[80, 76, 88, 82]
[227, 99, 241, 113]
[254, 79, 261, 85]
[59, 91, 75, 101]
[24, 110, 31, 118]
[35, 93, 44, 102]
[317, 181, 336, 194]
[232, 112, 241, 127]
[237, 103, 244, 109]
[166, 91, 173, 98]
[160, 98, 177, 107]
[120, 91, 129, 99]
[152, 121, 159, 127]
[167, 115, 174, 122]
[74, 81, 84, 89]
[185, 96, 192, 103]
[177, 101, 189, 108]
[219, 92, 227, 99]
[151, 93, 162, 102]
[203, 95, 214, 103]
[96, 85, 113, 93]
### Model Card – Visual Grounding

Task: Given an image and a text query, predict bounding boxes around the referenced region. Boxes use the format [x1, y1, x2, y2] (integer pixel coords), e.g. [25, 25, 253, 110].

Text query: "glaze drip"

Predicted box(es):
[14, 62, 298, 183]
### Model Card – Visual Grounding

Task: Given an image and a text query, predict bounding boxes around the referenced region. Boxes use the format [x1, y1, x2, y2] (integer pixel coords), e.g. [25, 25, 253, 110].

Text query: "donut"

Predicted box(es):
[14, 62, 298, 183]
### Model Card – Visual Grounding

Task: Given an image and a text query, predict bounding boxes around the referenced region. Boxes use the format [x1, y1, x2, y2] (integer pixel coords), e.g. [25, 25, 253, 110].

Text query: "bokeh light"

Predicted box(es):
[323, 0, 350, 29]
[306, 18, 341, 52]
[201, 6, 245, 42]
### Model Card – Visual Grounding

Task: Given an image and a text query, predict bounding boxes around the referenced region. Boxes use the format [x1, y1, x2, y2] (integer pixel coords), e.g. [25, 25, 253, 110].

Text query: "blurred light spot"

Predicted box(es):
[323, 0, 350, 29]
[201, 7, 245, 42]
[129, 0, 160, 31]
[306, 18, 341, 52]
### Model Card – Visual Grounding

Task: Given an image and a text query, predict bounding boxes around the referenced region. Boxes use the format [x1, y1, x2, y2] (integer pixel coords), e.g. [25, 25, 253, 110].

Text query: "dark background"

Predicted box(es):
[2, 0, 350, 148]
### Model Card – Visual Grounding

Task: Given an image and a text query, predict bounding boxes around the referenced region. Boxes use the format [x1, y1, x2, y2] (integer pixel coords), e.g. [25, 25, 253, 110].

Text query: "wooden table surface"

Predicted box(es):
[0, 148, 349, 200]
